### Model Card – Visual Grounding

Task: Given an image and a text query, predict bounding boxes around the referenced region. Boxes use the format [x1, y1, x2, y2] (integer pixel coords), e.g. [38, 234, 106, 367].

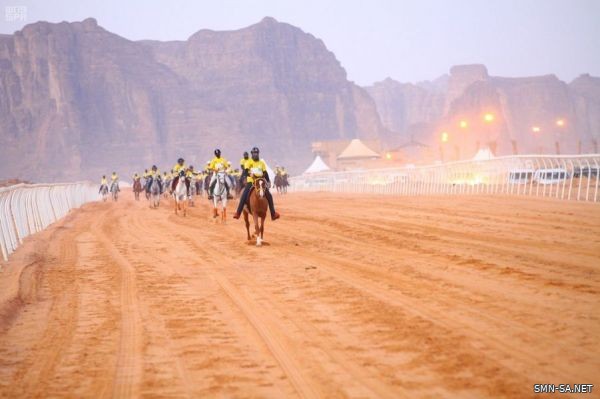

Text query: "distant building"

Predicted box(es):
[336, 139, 381, 169]
[386, 138, 434, 165]
[311, 139, 381, 170]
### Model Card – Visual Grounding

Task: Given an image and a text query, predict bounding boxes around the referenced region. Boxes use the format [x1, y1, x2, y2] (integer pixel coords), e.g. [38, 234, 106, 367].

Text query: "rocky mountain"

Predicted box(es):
[366, 65, 600, 159]
[0, 17, 384, 181]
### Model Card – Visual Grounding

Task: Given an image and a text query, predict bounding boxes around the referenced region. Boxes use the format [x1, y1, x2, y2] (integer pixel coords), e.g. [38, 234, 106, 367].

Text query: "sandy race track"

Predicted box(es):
[0, 191, 598, 398]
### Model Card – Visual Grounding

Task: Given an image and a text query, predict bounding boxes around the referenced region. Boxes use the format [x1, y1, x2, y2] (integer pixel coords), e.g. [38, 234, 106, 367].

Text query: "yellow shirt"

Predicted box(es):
[173, 163, 186, 174]
[111, 174, 118, 182]
[149, 170, 160, 178]
[132, 174, 140, 181]
[246, 159, 268, 183]
[240, 158, 251, 169]
[186, 170, 195, 178]
[208, 157, 228, 172]
[101, 178, 107, 185]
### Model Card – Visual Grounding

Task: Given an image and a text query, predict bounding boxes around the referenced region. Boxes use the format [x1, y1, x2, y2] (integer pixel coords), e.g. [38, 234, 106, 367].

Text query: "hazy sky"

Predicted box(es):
[1, 0, 599, 85]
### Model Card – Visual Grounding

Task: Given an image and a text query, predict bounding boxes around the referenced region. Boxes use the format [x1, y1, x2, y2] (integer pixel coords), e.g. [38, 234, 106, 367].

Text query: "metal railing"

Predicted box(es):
[289, 154, 600, 202]
[0, 182, 98, 261]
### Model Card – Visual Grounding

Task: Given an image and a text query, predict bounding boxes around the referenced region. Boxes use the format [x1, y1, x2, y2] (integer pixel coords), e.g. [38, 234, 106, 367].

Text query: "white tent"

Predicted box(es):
[303, 155, 330, 174]
[337, 139, 380, 160]
[472, 147, 495, 161]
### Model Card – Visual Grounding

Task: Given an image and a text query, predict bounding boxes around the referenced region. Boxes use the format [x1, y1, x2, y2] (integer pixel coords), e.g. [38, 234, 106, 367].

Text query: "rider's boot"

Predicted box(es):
[265, 190, 280, 220]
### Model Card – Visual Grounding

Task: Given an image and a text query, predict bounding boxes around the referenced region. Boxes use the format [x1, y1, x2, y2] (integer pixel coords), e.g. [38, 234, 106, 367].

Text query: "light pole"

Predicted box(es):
[440, 131, 449, 162]
[532, 126, 542, 153]
[457, 120, 467, 159]
[555, 119, 565, 154]
[483, 113, 494, 154]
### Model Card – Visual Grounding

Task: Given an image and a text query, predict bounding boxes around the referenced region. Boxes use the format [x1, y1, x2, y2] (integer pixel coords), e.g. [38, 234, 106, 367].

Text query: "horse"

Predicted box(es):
[188, 175, 197, 207]
[99, 185, 109, 202]
[143, 178, 151, 200]
[149, 177, 161, 208]
[274, 174, 284, 194]
[110, 181, 120, 201]
[212, 171, 228, 222]
[163, 176, 172, 199]
[282, 174, 289, 193]
[195, 178, 203, 198]
[243, 178, 268, 246]
[236, 175, 244, 197]
[172, 171, 188, 216]
[133, 178, 142, 200]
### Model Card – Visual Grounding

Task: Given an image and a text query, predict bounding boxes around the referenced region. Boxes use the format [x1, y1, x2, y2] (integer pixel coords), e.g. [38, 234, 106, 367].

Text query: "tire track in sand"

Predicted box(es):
[159, 217, 318, 399]
[94, 213, 143, 399]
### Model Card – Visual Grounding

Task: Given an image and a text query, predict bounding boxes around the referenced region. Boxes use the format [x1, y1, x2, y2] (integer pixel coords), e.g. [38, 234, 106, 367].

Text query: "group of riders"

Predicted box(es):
[99, 147, 290, 220]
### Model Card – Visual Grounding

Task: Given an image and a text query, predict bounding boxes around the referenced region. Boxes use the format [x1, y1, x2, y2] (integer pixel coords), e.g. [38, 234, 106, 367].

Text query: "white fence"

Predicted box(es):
[0, 182, 98, 261]
[290, 154, 600, 202]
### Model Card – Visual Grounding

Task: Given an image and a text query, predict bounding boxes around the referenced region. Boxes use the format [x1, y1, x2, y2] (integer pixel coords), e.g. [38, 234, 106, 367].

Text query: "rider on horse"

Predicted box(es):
[208, 149, 233, 200]
[239, 151, 250, 184]
[146, 165, 163, 192]
[171, 158, 188, 191]
[233, 147, 280, 221]
[99, 175, 108, 193]
[111, 172, 119, 188]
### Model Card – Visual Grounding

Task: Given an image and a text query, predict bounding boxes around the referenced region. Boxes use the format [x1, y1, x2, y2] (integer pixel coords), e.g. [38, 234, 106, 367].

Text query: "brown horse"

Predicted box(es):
[132, 178, 142, 200]
[243, 178, 268, 246]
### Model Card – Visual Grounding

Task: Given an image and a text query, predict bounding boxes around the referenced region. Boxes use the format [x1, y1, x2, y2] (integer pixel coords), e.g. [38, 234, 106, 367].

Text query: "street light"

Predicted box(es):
[441, 132, 449, 142]
[483, 113, 495, 154]
[459, 120, 468, 128]
[555, 119, 565, 154]
[532, 126, 541, 133]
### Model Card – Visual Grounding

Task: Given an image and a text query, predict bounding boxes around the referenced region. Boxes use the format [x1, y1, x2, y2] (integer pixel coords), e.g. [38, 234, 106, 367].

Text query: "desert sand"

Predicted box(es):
[0, 192, 598, 398]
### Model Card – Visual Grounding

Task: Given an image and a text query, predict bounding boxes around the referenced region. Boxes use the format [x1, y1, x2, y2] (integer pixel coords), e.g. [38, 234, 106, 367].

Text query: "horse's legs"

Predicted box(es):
[222, 207, 226, 222]
[243, 211, 251, 240]
[253, 213, 261, 246]
[260, 216, 265, 240]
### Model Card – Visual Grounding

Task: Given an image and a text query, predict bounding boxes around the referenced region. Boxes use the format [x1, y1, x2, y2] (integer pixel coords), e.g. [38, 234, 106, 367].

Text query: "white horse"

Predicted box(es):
[188, 175, 197, 207]
[99, 184, 109, 202]
[173, 172, 188, 216]
[212, 170, 228, 222]
[110, 180, 120, 202]
[163, 176, 172, 198]
[149, 177, 161, 208]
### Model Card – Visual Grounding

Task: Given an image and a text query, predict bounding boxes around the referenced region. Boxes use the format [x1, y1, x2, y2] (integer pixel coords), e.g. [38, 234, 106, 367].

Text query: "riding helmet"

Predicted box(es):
[178, 158, 184, 164]
[214, 149, 221, 157]
[243, 151, 249, 158]
[251, 147, 259, 154]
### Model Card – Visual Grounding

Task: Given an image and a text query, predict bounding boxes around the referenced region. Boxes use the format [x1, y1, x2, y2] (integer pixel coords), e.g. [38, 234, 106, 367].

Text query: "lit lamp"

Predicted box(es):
[385, 152, 392, 160]
[459, 120, 468, 129]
